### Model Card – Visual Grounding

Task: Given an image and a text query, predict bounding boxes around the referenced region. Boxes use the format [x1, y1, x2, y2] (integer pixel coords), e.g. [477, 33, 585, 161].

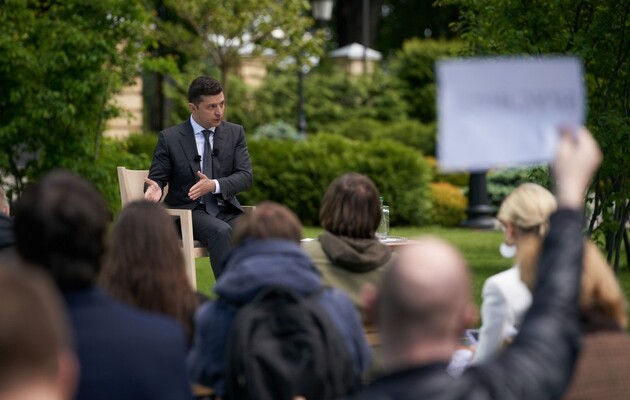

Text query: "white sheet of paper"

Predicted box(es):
[437, 57, 585, 171]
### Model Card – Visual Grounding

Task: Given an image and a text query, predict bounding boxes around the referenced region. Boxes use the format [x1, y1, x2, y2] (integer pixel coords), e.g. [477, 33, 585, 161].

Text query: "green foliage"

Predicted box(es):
[390, 38, 464, 122]
[252, 121, 305, 141]
[0, 0, 149, 195]
[425, 156, 469, 186]
[330, 117, 437, 155]
[486, 167, 541, 210]
[445, 0, 630, 269]
[126, 133, 159, 158]
[154, 0, 323, 108]
[239, 134, 432, 226]
[250, 66, 409, 134]
[430, 182, 467, 227]
[76, 138, 150, 217]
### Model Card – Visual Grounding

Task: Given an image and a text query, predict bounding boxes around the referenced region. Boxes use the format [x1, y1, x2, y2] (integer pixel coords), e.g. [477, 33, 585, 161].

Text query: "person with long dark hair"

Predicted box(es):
[100, 200, 199, 345]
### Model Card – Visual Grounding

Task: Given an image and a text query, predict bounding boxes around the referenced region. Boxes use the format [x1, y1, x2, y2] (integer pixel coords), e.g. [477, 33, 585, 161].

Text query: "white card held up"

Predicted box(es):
[436, 57, 585, 171]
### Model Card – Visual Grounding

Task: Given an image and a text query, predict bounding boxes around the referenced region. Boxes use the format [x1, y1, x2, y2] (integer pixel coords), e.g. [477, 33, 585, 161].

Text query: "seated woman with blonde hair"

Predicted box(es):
[520, 238, 630, 399]
[473, 183, 557, 364]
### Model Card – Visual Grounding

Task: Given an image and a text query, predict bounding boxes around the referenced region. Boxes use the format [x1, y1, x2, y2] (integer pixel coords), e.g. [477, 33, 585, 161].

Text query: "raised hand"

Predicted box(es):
[554, 127, 602, 210]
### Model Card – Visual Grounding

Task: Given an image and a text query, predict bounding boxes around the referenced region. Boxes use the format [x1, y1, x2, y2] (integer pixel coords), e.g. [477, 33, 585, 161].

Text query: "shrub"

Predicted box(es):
[390, 38, 463, 122]
[424, 156, 469, 186]
[430, 182, 467, 227]
[239, 134, 432, 226]
[252, 121, 305, 141]
[250, 66, 408, 134]
[127, 132, 159, 157]
[76, 137, 150, 217]
[486, 167, 541, 210]
[331, 117, 437, 156]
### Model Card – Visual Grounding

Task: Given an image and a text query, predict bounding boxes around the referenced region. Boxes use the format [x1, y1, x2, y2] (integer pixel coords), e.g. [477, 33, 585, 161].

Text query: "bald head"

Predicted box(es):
[377, 238, 474, 359]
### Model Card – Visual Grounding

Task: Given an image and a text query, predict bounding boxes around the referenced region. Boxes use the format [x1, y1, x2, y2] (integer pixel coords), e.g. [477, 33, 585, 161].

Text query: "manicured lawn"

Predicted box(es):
[196, 226, 630, 325]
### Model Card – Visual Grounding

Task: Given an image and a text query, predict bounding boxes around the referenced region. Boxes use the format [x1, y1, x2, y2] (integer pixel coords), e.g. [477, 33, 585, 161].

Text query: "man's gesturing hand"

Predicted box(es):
[144, 178, 162, 203]
[188, 171, 216, 201]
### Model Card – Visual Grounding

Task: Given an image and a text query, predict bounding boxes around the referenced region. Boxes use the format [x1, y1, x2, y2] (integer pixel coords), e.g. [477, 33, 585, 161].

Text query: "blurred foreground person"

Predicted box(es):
[351, 128, 602, 400]
[473, 183, 557, 364]
[0, 267, 77, 400]
[13, 170, 192, 400]
[521, 239, 630, 399]
[100, 200, 199, 345]
[188, 201, 370, 399]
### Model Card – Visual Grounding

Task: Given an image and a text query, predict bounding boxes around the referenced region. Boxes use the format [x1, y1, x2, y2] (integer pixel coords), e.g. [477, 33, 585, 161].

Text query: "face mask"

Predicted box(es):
[499, 242, 516, 259]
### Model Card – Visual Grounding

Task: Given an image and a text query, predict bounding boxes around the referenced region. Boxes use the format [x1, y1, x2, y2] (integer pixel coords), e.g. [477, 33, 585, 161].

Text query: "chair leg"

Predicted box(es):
[166, 209, 197, 290]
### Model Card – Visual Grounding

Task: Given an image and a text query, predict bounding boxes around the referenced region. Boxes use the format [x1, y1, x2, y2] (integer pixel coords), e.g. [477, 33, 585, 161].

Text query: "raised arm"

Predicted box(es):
[456, 128, 602, 400]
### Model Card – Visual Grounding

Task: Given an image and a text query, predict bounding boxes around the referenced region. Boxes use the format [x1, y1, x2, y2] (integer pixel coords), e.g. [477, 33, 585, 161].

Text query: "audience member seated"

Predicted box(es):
[520, 238, 630, 399]
[187, 201, 371, 398]
[0, 266, 77, 400]
[473, 183, 557, 364]
[349, 128, 601, 400]
[100, 200, 200, 345]
[12, 170, 193, 400]
[302, 172, 393, 319]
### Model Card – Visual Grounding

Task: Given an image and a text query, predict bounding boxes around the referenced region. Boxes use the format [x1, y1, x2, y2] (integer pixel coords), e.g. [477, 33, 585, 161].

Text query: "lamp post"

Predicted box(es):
[462, 171, 496, 229]
[297, 0, 333, 134]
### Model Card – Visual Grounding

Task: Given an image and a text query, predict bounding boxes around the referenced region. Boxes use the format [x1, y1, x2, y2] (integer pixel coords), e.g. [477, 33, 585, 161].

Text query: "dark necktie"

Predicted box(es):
[202, 129, 218, 215]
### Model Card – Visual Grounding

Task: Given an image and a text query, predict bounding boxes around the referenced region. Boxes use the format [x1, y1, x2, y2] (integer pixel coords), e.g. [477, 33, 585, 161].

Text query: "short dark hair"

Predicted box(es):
[319, 173, 381, 239]
[188, 76, 223, 105]
[232, 201, 302, 246]
[0, 266, 71, 389]
[13, 169, 110, 290]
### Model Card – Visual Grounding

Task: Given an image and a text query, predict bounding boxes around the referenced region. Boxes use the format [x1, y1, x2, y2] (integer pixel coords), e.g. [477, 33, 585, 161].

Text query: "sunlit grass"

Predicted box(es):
[196, 226, 630, 325]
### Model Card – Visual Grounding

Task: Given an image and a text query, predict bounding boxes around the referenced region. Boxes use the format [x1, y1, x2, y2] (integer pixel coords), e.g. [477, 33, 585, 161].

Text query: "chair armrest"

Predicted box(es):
[165, 208, 197, 289]
[243, 205, 255, 215]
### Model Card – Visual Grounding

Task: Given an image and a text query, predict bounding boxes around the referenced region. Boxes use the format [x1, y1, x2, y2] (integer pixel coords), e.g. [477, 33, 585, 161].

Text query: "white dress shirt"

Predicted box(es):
[190, 116, 221, 194]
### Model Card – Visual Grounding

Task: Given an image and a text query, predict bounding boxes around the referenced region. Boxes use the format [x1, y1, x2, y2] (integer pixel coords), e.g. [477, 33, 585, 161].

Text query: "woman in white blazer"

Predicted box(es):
[472, 183, 557, 364]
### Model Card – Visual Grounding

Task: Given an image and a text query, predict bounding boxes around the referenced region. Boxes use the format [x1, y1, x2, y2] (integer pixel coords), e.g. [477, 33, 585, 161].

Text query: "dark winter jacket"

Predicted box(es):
[187, 239, 371, 397]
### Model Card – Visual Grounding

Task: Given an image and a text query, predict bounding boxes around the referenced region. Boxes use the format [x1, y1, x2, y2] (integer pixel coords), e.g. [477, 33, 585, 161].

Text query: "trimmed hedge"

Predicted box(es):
[331, 117, 437, 156]
[429, 182, 467, 227]
[240, 134, 432, 226]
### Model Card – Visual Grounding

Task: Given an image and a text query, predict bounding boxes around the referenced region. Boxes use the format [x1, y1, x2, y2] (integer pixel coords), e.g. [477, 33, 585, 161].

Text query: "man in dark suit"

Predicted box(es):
[145, 76, 253, 278]
[13, 170, 193, 400]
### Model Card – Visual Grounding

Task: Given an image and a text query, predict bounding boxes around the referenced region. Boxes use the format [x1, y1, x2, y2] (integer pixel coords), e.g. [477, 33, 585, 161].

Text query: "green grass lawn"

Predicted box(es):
[196, 226, 630, 324]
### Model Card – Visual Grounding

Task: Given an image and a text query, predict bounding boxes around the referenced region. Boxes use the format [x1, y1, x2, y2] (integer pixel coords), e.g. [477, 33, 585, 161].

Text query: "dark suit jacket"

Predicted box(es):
[148, 119, 253, 211]
[64, 288, 193, 400]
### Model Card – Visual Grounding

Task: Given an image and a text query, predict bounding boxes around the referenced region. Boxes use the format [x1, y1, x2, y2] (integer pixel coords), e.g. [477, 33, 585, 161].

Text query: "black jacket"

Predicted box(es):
[353, 209, 583, 400]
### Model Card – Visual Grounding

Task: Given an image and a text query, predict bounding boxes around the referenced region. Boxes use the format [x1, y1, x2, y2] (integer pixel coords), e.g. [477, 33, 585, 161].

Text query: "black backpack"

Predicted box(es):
[224, 285, 359, 400]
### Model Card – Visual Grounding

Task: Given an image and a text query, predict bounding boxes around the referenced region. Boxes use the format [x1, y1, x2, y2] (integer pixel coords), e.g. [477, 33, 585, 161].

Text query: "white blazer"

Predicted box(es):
[472, 265, 532, 364]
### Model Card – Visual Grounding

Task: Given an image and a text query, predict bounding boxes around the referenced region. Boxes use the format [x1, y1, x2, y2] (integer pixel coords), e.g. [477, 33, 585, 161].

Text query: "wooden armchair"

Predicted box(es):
[117, 166, 204, 289]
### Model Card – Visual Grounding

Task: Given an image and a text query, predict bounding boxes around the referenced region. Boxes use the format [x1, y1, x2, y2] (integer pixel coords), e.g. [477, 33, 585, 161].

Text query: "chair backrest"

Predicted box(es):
[117, 167, 170, 206]
[117, 167, 149, 206]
